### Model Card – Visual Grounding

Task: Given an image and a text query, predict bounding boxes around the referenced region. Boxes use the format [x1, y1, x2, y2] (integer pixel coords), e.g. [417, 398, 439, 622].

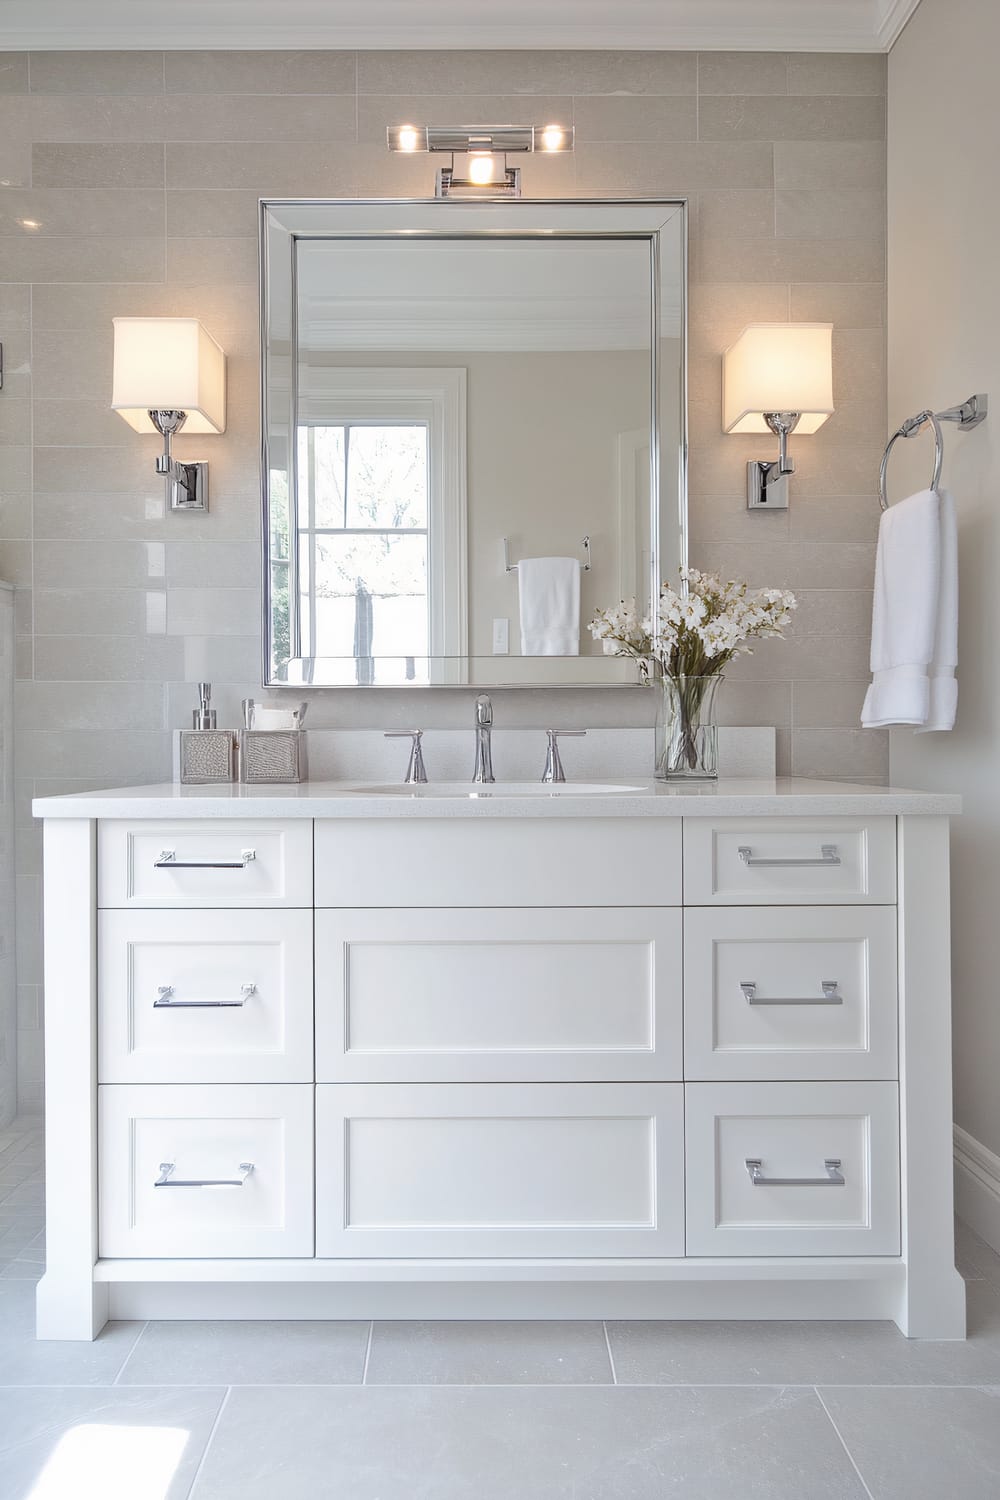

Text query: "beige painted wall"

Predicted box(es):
[0, 47, 886, 1109]
[888, 0, 1000, 1158]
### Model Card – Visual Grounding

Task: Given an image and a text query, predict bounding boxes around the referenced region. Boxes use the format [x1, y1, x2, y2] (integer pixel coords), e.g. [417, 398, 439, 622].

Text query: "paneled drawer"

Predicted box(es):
[98, 820, 313, 909]
[684, 907, 898, 1082]
[685, 1082, 900, 1257]
[683, 818, 896, 905]
[99, 909, 314, 1084]
[315, 907, 681, 1083]
[315, 1082, 684, 1258]
[99, 1084, 314, 1258]
[315, 818, 681, 908]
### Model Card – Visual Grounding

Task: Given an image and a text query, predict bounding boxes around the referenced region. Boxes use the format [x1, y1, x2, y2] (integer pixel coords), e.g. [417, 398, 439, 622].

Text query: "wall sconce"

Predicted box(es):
[386, 123, 574, 198]
[722, 323, 834, 510]
[111, 317, 227, 513]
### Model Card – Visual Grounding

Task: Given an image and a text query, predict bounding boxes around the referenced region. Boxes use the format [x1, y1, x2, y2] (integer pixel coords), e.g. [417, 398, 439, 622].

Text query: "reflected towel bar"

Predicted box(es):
[504, 536, 592, 573]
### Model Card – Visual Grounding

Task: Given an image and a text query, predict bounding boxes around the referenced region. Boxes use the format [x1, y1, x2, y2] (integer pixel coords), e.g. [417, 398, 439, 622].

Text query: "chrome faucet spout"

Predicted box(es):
[472, 695, 495, 784]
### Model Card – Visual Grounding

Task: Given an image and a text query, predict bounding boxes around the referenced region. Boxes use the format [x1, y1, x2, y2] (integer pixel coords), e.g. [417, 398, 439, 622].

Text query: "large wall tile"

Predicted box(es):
[165, 140, 357, 193]
[0, 188, 165, 237]
[28, 50, 164, 93]
[165, 49, 356, 94]
[699, 94, 885, 142]
[32, 634, 184, 682]
[28, 93, 167, 141]
[14, 678, 166, 729]
[697, 52, 788, 95]
[574, 141, 773, 193]
[573, 95, 697, 142]
[31, 140, 166, 188]
[34, 587, 166, 637]
[774, 140, 886, 188]
[357, 50, 697, 96]
[775, 187, 885, 239]
[785, 53, 886, 96]
[0, 237, 164, 282]
[161, 91, 356, 142]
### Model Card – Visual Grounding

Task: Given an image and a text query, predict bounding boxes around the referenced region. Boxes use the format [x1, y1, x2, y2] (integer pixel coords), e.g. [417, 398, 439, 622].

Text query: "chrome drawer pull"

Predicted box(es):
[155, 1161, 254, 1188]
[154, 983, 256, 1009]
[745, 1157, 845, 1187]
[738, 844, 841, 868]
[740, 980, 842, 1006]
[154, 849, 256, 870]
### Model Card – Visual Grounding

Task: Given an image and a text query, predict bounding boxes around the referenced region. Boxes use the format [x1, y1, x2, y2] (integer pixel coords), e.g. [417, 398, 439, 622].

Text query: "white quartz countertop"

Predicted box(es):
[32, 778, 961, 819]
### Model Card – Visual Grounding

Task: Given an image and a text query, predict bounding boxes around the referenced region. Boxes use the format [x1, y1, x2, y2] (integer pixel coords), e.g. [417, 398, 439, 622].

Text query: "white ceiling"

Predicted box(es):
[0, 0, 922, 53]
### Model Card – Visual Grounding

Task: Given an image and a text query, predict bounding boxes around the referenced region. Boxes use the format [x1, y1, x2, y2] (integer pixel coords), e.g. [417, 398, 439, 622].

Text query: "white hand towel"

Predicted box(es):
[861, 487, 958, 731]
[517, 556, 581, 656]
[917, 489, 958, 732]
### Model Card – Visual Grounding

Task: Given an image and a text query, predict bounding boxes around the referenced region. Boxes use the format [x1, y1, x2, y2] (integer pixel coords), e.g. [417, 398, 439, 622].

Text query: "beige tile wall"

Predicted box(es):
[0, 48, 887, 1108]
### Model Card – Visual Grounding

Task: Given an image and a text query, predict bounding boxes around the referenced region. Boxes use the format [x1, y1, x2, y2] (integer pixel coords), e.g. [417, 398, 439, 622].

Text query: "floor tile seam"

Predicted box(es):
[112, 1320, 149, 1385]
[185, 1385, 233, 1500]
[814, 1387, 876, 1500]
[602, 1321, 618, 1384]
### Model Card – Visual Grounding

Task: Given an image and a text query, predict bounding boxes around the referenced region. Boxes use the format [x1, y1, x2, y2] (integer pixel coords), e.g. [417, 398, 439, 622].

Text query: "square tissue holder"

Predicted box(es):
[238, 700, 307, 784]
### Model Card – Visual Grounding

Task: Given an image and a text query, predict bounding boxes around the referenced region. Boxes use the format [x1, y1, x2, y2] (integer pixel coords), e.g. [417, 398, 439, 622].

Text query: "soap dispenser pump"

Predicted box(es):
[174, 681, 235, 784]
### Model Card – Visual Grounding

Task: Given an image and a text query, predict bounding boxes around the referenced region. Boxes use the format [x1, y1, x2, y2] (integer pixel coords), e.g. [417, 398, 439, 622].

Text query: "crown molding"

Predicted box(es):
[876, 0, 924, 49]
[0, 1, 911, 53]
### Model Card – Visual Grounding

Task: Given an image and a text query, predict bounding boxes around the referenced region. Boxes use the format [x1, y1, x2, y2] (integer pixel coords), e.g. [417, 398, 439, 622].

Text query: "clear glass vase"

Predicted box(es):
[654, 674, 723, 781]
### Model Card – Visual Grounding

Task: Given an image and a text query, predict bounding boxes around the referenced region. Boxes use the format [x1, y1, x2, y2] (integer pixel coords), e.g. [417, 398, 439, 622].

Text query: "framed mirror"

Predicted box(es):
[261, 199, 686, 688]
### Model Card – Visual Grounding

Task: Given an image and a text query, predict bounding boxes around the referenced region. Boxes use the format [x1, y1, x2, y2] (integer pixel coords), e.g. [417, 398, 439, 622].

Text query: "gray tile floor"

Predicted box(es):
[4, 1115, 1000, 1497]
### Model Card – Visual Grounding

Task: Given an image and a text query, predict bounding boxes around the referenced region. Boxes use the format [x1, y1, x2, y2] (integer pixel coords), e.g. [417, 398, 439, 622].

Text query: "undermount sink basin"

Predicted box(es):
[345, 781, 647, 798]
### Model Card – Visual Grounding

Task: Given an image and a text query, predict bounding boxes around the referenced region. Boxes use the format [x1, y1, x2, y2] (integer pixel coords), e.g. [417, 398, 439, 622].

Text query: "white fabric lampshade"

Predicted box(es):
[723, 323, 833, 436]
[112, 317, 226, 435]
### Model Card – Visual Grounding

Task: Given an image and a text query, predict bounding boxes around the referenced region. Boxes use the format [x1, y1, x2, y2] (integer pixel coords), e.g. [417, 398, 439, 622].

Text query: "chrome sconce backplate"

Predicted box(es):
[746, 412, 800, 511]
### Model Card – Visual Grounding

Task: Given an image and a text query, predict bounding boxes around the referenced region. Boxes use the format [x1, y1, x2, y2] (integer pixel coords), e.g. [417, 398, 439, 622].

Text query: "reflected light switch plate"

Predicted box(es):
[492, 618, 509, 654]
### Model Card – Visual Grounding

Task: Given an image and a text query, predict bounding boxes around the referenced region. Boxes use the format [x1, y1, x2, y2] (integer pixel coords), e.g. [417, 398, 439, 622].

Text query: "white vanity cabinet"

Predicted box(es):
[33, 780, 965, 1341]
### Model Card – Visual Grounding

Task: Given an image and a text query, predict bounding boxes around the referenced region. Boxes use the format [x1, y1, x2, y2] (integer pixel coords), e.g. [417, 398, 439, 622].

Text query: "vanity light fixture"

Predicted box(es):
[111, 317, 227, 513]
[722, 323, 834, 510]
[386, 123, 575, 198]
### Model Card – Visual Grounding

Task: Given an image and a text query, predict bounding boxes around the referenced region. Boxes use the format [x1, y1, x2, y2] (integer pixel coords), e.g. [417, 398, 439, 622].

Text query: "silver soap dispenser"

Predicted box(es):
[174, 682, 235, 784]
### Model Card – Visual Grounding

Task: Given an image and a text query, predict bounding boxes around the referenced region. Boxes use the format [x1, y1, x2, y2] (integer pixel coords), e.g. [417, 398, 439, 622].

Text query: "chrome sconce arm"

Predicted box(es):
[148, 408, 208, 512]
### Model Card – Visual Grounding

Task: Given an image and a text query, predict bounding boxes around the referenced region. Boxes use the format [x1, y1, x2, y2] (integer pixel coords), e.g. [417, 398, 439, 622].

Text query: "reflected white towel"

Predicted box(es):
[518, 556, 580, 656]
[861, 488, 958, 731]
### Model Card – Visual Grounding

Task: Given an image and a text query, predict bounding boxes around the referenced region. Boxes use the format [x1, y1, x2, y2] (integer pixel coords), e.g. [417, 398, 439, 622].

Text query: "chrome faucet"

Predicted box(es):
[472, 695, 495, 783]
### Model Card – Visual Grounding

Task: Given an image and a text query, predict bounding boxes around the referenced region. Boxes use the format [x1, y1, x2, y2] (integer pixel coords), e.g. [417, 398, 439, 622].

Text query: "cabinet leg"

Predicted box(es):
[36, 1272, 109, 1342]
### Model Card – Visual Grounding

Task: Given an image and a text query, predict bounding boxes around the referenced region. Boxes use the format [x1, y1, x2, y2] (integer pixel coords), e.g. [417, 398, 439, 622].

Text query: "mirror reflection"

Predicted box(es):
[263, 202, 685, 687]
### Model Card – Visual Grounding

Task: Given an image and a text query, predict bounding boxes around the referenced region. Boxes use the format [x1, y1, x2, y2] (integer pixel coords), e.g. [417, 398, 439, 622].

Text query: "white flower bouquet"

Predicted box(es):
[590, 568, 796, 776]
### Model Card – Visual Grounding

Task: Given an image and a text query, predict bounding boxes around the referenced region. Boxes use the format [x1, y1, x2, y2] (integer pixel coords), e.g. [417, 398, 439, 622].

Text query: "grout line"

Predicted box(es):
[602, 1321, 618, 1384]
[186, 1385, 233, 1499]
[112, 1320, 149, 1386]
[814, 1387, 876, 1500]
[361, 1319, 374, 1384]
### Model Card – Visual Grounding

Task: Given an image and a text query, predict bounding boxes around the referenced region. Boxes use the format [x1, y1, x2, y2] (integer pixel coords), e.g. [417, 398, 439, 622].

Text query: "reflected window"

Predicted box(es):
[296, 423, 429, 682]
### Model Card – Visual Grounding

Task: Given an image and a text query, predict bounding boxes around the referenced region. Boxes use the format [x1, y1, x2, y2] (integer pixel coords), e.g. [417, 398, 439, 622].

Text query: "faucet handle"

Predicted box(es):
[475, 694, 493, 727]
[384, 729, 428, 785]
[542, 728, 587, 785]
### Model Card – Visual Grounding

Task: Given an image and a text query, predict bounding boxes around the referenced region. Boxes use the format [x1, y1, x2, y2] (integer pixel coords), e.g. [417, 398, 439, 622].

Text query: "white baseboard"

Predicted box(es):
[954, 1124, 1000, 1254]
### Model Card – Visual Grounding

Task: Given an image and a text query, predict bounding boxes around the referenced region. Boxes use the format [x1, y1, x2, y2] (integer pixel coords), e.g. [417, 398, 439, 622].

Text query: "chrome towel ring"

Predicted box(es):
[878, 393, 988, 511]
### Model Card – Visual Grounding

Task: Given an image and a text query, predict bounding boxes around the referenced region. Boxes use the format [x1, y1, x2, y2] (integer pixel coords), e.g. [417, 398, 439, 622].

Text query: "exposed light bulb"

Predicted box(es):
[540, 125, 564, 152]
[467, 153, 496, 185]
[397, 125, 419, 152]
